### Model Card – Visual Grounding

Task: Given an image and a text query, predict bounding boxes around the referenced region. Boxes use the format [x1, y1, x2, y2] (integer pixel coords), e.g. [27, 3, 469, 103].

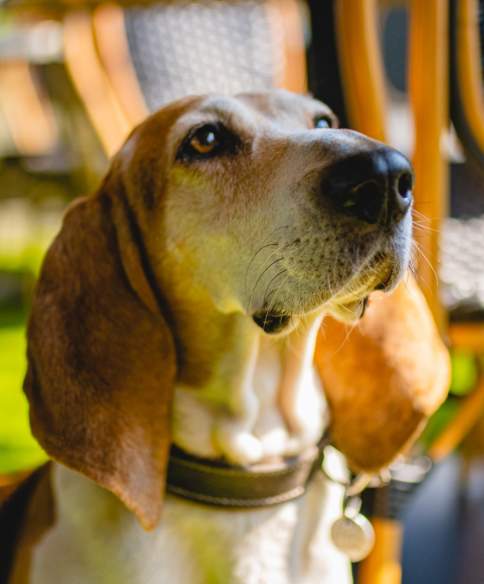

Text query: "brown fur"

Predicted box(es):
[315, 276, 450, 471]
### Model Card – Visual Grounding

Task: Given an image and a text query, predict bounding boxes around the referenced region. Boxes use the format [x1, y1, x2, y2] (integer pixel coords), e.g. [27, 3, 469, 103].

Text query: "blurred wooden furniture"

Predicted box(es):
[0, 0, 307, 181]
[336, 1, 484, 583]
[31, 0, 306, 157]
[0, 61, 57, 157]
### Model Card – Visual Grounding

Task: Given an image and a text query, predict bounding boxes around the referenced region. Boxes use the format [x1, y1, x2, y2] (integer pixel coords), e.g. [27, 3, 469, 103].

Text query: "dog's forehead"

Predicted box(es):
[175, 91, 334, 132]
[237, 91, 334, 124]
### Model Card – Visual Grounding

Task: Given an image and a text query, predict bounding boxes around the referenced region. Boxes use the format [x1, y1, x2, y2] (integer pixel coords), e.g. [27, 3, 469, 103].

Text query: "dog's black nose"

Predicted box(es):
[321, 148, 413, 224]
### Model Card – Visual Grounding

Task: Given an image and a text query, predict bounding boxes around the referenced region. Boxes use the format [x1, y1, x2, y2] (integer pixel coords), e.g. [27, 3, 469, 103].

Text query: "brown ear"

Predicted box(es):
[24, 177, 176, 530]
[315, 276, 450, 472]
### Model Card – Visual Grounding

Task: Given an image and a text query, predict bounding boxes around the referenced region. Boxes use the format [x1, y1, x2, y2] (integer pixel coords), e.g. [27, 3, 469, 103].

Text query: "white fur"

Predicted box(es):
[31, 453, 351, 584]
[173, 311, 326, 464]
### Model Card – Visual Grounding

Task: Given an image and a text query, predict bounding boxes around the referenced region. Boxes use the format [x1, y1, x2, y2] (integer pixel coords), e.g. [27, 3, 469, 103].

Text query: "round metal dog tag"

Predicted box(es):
[330, 513, 375, 562]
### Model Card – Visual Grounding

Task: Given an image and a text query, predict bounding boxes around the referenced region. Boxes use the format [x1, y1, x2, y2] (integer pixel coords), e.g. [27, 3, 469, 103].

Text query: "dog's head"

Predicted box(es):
[24, 91, 448, 529]
[124, 91, 413, 333]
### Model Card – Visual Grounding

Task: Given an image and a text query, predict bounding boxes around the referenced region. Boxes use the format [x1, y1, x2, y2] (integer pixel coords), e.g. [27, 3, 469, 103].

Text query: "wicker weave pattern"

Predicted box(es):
[441, 214, 484, 321]
[124, 0, 284, 111]
[439, 163, 484, 322]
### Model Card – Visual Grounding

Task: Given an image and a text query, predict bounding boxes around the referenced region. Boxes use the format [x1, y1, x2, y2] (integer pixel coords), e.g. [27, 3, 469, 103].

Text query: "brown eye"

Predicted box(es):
[177, 122, 239, 161]
[189, 126, 220, 154]
[313, 115, 333, 129]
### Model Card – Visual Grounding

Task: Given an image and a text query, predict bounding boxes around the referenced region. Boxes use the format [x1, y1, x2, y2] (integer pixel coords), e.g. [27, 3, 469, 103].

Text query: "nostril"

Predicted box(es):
[324, 174, 386, 225]
[397, 172, 413, 200]
[392, 170, 413, 220]
[349, 180, 385, 224]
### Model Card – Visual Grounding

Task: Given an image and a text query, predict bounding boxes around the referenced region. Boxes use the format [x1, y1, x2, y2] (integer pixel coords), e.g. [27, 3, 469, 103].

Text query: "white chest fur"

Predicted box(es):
[173, 312, 328, 465]
[31, 456, 351, 584]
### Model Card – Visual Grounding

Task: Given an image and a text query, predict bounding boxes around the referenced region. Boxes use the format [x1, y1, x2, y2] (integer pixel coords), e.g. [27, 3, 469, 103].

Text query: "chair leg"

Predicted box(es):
[357, 518, 403, 584]
[428, 374, 484, 463]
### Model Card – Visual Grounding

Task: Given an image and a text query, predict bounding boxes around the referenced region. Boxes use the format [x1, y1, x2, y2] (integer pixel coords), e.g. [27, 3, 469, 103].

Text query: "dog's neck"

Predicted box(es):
[171, 301, 328, 465]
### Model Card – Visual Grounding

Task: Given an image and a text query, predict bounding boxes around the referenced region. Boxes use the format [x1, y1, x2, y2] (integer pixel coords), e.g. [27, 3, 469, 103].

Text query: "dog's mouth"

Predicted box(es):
[326, 258, 397, 323]
[251, 257, 397, 333]
[252, 312, 291, 334]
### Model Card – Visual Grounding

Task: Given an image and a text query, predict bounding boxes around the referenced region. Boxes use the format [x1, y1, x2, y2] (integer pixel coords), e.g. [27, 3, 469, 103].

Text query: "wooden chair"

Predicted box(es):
[0, 61, 57, 158]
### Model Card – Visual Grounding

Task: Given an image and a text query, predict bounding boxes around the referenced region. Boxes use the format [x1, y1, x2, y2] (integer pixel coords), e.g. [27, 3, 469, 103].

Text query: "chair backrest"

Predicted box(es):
[0, 0, 306, 166]
[123, 1, 286, 110]
[62, 0, 306, 156]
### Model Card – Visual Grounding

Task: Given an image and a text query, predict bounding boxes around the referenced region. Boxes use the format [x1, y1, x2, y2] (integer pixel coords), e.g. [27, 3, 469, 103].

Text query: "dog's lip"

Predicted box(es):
[373, 266, 397, 292]
[340, 296, 370, 319]
[360, 295, 370, 317]
[251, 255, 399, 328]
[326, 260, 393, 321]
[327, 296, 369, 322]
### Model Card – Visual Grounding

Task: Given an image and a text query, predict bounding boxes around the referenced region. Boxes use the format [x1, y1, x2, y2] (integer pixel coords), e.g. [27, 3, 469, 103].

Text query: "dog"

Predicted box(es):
[2, 90, 449, 584]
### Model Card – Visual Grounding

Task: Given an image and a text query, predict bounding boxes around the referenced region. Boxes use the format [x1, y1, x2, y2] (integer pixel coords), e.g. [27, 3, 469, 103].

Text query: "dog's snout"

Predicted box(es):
[321, 147, 413, 225]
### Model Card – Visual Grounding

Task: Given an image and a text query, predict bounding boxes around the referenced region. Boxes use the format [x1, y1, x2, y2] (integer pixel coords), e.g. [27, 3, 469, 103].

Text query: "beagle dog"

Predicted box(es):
[4, 91, 449, 584]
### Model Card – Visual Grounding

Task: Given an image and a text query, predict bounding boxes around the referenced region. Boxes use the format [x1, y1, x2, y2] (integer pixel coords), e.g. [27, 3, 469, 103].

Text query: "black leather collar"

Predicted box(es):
[166, 441, 327, 508]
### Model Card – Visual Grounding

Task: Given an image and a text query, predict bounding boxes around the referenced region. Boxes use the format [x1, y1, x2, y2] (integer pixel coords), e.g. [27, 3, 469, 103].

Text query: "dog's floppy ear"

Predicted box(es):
[315, 276, 450, 472]
[24, 170, 176, 530]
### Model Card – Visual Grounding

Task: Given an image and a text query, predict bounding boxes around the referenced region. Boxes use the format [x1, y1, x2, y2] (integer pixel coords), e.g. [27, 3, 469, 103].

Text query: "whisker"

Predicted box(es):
[412, 208, 430, 220]
[248, 256, 284, 312]
[243, 225, 292, 297]
[262, 269, 287, 329]
[263, 269, 288, 311]
[337, 319, 360, 353]
[411, 240, 439, 286]
[412, 222, 439, 234]
[244, 242, 278, 296]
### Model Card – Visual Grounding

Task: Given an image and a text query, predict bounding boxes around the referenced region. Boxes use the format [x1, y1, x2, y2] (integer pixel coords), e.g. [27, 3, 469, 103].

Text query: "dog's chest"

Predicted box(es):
[30, 462, 352, 584]
[172, 314, 328, 464]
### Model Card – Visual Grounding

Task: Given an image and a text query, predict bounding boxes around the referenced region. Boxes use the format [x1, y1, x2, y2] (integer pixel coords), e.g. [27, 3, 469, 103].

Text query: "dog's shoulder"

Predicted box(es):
[0, 463, 53, 584]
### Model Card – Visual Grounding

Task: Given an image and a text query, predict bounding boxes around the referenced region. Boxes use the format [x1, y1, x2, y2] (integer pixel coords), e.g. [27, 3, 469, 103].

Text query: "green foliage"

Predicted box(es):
[0, 227, 51, 473]
[0, 313, 46, 473]
[417, 350, 478, 450]
[449, 350, 478, 396]
[419, 398, 460, 449]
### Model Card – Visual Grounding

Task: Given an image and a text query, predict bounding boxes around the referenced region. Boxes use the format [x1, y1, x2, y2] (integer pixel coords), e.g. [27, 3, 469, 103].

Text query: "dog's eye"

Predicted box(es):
[313, 115, 333, 129]
[177, 123, 237, 160]
[189, 125, 220, 155]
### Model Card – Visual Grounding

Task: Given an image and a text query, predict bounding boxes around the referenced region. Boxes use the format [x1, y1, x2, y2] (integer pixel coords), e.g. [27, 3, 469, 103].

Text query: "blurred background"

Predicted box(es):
[0, 0, 483, 582]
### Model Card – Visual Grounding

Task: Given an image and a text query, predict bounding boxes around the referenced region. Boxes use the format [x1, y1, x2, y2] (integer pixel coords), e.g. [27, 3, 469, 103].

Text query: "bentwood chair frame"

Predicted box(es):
[336, 2, 484, 583]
